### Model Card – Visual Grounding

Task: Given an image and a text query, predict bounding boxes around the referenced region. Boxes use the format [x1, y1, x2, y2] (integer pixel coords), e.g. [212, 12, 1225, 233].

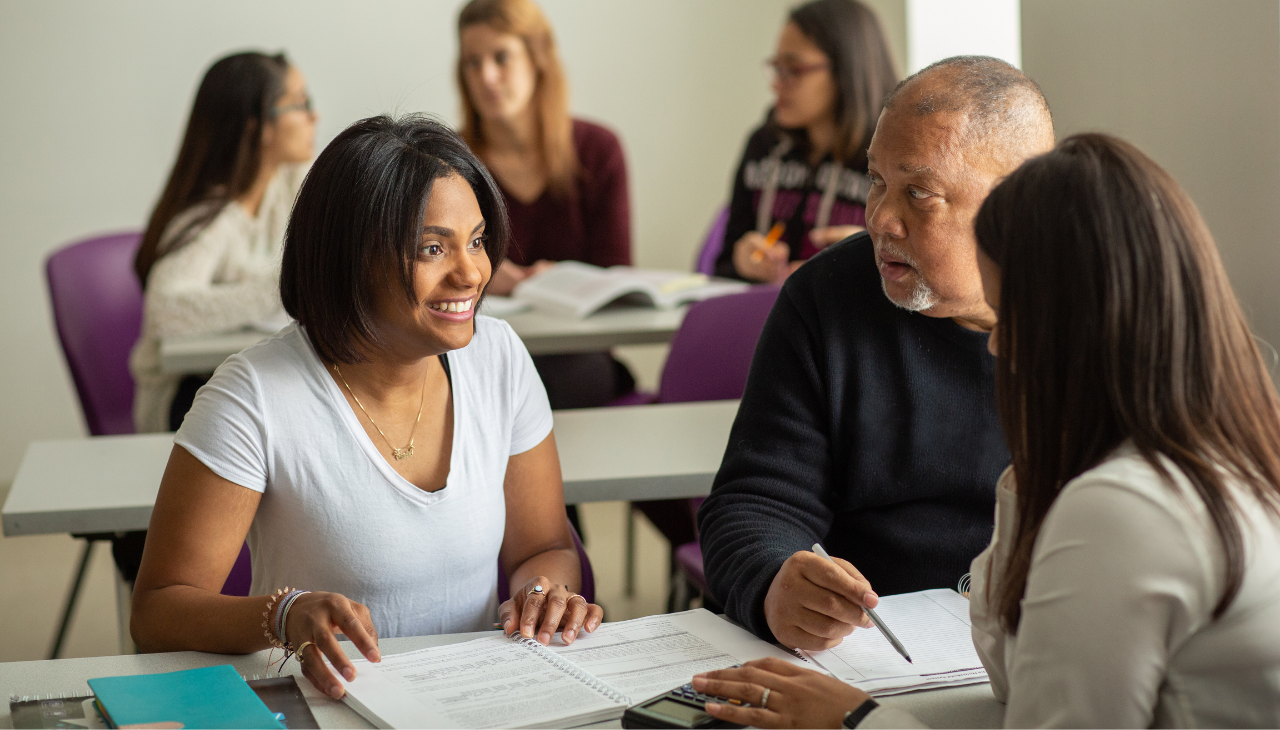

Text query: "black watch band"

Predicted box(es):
[842, 698, 879, 728]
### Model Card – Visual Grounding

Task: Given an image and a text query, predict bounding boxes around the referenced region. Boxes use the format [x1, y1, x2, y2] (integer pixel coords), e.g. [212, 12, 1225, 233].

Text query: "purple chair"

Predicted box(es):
[694, 207, 730, 276]
[47, 232, 145, 436]
[46, 232, 252, 659]
[45, 232, 146, 658]
[497, 522, 596, 605]
[619, 286, 782, 609]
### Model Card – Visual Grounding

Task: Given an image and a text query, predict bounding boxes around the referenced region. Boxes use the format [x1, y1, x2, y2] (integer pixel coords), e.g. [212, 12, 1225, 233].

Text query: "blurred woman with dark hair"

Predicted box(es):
[131, 51, 316, 435]
[686, 134, 1280, 727]
[131, 115, 603, 700]
[455, 0, 635, 413]
[717, 0, 897, 283]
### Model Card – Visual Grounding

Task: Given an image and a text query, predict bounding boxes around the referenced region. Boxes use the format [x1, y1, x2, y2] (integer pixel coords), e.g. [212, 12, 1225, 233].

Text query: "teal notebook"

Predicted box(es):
[87, 665, 284, 729]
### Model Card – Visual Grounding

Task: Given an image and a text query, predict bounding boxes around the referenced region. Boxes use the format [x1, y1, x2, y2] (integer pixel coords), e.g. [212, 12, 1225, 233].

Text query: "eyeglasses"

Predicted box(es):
[766, 57, 830, 85]
[268, 94, 313, 119]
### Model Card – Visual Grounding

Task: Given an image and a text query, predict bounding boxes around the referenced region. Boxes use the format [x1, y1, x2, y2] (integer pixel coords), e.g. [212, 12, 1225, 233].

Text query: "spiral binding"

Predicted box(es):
[507, 634, 632, 705]
[957, 573, 972, 597]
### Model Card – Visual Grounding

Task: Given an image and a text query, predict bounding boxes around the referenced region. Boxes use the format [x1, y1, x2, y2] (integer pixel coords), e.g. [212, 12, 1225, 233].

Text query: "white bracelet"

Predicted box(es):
[278, 590, 311, 645]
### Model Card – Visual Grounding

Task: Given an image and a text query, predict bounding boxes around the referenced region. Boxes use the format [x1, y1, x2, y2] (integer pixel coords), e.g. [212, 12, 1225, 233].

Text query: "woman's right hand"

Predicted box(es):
[284, 591, 380, 699]
[732, 231, 791, 283]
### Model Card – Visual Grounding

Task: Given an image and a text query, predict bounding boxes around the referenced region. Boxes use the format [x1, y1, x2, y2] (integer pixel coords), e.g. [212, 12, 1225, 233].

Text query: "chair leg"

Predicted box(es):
[670, 567, 690, 613]
[48, 539, 94, 660]
[624, 503, 636, 598]
[114, 565, 135, 655]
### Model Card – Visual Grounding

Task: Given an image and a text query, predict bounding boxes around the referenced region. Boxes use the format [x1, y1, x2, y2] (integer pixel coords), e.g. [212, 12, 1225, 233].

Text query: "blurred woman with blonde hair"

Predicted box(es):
[456, 0, 635, 413]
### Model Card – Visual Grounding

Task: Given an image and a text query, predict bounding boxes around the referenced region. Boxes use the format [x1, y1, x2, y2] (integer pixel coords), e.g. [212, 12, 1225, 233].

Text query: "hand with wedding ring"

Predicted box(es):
[498, 575, 604, 645]
[283, 591, 381, 700]
[692, 657, 873, 728]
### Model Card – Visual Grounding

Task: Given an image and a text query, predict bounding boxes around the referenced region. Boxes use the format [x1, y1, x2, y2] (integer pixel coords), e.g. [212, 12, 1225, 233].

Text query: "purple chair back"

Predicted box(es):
[657, 285, 782, 404]
[221, 543, 254, 596]
[694, 207, 730, 276]
[498, 522, 595, 605]
[46, 232, 144, 436]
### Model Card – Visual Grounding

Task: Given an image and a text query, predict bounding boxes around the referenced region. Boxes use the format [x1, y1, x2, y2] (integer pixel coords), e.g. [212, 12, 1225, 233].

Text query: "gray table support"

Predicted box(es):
[2, 401, 738, 538]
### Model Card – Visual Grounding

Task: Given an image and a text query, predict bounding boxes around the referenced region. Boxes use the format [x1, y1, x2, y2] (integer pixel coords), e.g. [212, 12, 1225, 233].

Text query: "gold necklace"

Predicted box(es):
[332, 363, 427, 461]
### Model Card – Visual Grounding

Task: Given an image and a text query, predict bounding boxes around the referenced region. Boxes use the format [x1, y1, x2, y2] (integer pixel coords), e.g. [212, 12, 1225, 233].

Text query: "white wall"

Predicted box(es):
[1021, 0, 1280, 370]
[0, 0, 824, 484]
[907, 0, 1020, 73]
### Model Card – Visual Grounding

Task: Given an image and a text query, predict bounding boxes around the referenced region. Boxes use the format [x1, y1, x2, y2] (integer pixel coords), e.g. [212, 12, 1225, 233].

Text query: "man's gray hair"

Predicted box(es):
[883, 56, 1053, 155]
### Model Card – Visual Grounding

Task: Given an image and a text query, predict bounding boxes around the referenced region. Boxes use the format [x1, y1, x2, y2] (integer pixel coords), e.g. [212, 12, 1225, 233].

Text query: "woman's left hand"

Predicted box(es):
[692, 657, 873, 729]
[498, 576, 604, 645]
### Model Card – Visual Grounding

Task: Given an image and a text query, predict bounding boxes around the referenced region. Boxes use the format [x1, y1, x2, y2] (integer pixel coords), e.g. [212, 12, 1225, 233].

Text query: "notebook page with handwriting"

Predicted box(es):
[547, 608, 808, 700]
[799, 589, 988, 695]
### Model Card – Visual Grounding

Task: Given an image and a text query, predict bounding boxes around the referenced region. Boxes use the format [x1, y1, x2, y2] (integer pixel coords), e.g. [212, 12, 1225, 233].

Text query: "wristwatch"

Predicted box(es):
[842, 698, 879, 728]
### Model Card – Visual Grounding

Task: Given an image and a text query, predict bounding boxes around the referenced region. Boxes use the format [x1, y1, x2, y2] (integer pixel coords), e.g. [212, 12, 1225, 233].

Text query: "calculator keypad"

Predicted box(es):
[675, 683, 748, 707]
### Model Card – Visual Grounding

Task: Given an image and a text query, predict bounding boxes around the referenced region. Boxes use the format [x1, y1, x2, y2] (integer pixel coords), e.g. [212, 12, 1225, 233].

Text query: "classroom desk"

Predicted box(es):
[2, 400, 738, 537]
[158, 305, 689, 374]
[0, 626, 1005, 729]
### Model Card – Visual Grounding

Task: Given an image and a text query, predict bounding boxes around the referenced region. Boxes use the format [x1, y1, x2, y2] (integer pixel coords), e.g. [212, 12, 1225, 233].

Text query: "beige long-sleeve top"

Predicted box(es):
[129, 164, 307, 433]
[862, 443, 1280, 728]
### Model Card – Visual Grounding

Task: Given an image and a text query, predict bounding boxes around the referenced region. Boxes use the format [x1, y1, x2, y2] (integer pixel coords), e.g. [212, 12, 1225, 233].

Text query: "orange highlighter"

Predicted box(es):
[750, 221, 786, 263]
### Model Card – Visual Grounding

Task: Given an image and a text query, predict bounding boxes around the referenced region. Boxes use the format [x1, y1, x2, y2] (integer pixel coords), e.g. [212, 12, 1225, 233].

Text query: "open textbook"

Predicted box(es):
[511, 262, 750, 318]
[333, 609, 806, 729]
[799, 589, 989, 696]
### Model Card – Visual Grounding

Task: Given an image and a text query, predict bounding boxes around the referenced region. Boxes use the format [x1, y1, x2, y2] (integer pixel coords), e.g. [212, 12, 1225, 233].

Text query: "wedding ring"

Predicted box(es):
[760, 687, 770, 710]
[296, 641, 316, 661]
[527, 584, 545, 596]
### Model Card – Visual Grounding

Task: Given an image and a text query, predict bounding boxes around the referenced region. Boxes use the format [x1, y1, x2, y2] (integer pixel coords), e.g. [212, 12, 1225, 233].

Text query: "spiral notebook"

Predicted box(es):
[334, 609, 806, 729]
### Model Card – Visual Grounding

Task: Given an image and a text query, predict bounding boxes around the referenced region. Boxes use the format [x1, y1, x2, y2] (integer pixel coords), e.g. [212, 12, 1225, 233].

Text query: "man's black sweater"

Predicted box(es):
[697, 233, 1008, 641]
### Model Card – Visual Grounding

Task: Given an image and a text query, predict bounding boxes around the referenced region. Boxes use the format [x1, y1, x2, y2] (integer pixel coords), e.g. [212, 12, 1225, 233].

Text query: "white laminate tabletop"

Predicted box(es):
[0, 626, 1003, 729]
[1, 401, 737, 537]
[159, 305, 688, 374]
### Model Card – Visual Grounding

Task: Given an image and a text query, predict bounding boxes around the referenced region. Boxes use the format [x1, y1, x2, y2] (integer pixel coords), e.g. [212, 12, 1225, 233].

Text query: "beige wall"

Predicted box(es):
[1022, 0, 1280, 365]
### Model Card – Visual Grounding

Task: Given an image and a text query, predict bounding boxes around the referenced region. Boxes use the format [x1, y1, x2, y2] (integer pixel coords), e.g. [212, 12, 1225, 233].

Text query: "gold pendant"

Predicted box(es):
[392, 446, 414, 461]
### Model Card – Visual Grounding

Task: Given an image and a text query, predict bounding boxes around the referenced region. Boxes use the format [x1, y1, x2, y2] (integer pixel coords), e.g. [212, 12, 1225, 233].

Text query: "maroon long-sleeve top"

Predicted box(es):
[501, 119, 631, 267]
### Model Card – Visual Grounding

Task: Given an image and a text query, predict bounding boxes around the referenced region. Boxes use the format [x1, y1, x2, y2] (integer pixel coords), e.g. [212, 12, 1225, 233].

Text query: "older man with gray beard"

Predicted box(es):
[698, 56, 1055, 650]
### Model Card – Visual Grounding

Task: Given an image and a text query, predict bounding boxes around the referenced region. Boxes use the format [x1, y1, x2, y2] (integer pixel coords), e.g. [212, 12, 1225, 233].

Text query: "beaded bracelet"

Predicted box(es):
[261, 587, 294, 649]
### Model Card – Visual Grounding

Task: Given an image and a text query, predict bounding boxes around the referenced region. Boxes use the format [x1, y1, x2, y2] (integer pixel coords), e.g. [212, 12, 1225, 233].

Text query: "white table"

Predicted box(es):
[0, 626, 1005, 729]
[2, 400, 738, 537]
[159, 305, 688, 374]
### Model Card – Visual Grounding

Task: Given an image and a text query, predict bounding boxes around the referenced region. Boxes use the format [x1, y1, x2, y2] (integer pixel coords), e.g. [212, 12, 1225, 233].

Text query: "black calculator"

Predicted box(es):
[621, 683, 747, 729]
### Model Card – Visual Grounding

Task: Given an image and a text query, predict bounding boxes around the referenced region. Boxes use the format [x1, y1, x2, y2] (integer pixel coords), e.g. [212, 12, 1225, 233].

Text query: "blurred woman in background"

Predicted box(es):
[717, 0, 897, 283]
[456, 0, 635, 416]
[121, 51, 315, 587]
[132, 50, 316, 435]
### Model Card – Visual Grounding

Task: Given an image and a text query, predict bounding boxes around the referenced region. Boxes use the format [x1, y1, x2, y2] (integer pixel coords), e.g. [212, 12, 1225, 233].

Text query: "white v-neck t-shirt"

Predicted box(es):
[174, 317, 553, 638]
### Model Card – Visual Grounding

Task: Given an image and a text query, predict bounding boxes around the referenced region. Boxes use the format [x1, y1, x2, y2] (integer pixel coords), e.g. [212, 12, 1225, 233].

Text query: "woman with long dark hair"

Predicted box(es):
[687, 135, 1280, 727]
[716, 0, 897, 283]
[130, 51, 316, 435]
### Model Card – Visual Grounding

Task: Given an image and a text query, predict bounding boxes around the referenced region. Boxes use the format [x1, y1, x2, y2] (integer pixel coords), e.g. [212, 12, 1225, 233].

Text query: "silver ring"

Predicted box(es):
[760, 687, 770, 709]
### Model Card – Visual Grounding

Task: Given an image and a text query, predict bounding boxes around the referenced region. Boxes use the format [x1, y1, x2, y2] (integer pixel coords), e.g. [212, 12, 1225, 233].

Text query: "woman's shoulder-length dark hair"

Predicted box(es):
[975, 132, 1280, 632]
[280, 114, 510, 364]
[135, 51, 290, 286]
[780, 0, 898, 164]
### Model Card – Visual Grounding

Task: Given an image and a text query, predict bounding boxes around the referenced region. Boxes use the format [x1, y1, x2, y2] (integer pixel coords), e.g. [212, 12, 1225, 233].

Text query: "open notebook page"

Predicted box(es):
[333, 635, 627, 729]
[800, 589, 988, 694]
[547, 608, 809, 701]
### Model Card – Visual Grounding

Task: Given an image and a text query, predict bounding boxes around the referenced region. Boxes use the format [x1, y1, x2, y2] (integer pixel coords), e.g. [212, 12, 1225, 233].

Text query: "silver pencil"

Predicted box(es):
[811, 543, 913, 664]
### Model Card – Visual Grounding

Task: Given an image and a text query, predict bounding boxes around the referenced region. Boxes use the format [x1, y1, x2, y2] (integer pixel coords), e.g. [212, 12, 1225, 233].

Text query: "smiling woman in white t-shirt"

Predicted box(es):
[130, 114, 604, 701]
